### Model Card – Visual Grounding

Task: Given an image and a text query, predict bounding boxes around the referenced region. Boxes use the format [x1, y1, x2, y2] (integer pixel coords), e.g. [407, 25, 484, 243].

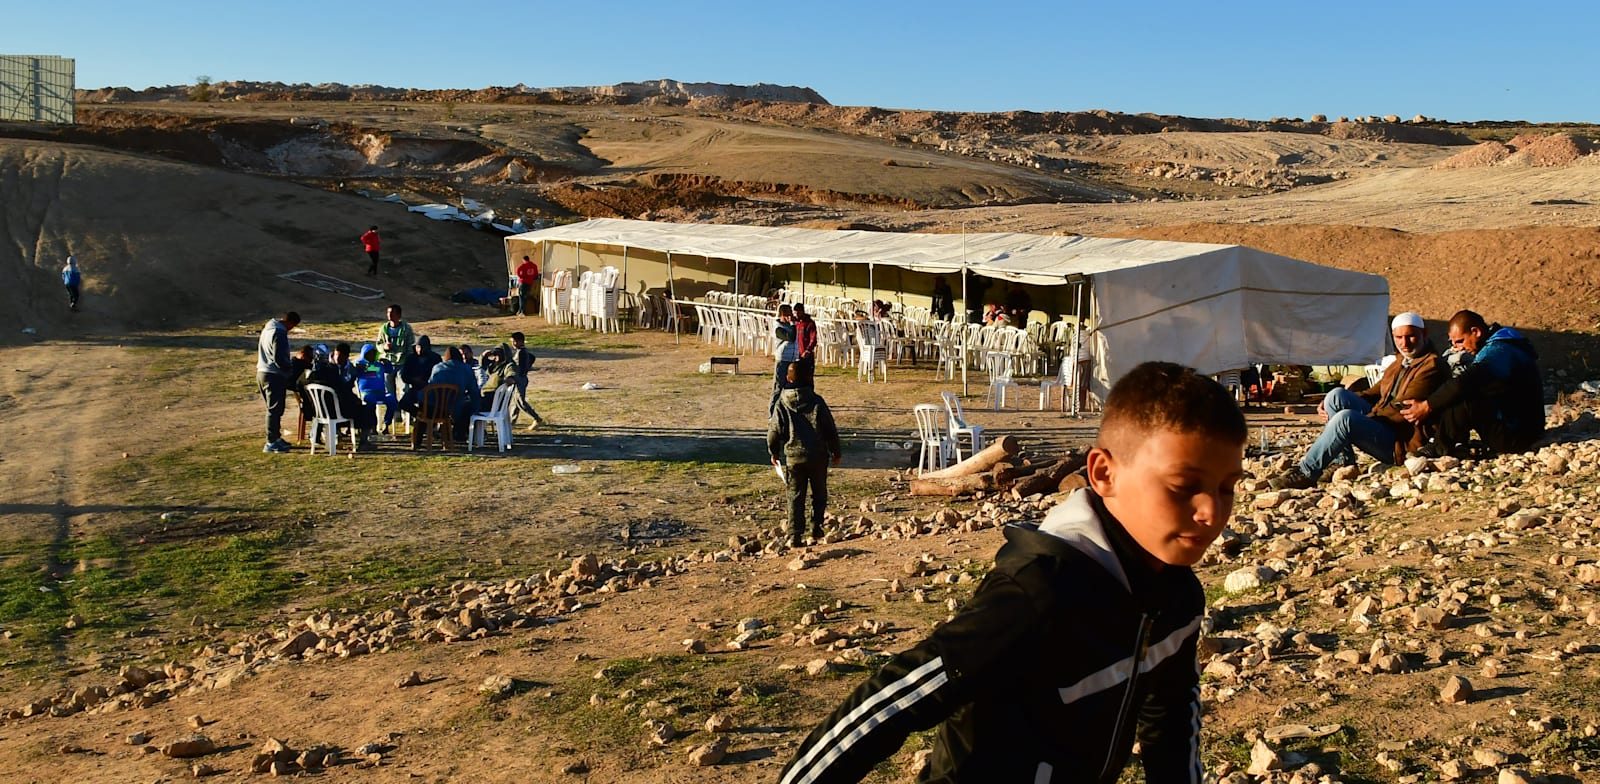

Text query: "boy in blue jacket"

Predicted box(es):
[779, 361, 1246, 784]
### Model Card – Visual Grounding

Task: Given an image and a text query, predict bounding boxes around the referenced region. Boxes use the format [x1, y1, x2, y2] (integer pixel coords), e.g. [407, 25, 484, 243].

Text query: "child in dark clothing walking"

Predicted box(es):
[766, 362, 841, 548]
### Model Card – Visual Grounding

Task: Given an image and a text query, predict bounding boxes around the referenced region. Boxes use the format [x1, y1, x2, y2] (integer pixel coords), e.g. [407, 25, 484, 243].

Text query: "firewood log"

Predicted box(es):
[909, 473, 995, 497]
[917, 436, 1020, 480]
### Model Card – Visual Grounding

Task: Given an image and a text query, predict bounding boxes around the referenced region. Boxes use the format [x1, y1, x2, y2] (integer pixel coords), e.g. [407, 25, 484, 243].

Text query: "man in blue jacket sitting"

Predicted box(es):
[425, 345, 481, 444]
[1402, 309, 1544, 458]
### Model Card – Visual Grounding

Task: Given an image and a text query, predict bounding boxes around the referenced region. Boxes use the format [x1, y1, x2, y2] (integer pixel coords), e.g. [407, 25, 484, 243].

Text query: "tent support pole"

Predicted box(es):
[960, 231, 969, 397]
[669, 252, 679, 345]
[1070, 277, 1088, 418]
[733, 259, 741, 355]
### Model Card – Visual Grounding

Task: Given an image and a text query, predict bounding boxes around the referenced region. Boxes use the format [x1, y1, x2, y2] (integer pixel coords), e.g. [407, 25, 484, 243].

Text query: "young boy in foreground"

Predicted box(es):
[778, 361, 1247, 784]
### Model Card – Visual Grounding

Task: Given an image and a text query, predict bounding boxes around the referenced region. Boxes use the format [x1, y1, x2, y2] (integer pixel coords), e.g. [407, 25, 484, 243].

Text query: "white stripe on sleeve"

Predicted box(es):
[781, 657, 947, 784]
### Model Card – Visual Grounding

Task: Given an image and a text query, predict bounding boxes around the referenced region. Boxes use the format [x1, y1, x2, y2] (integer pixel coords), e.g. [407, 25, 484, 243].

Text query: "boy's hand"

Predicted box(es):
[831, 454, 841, 467]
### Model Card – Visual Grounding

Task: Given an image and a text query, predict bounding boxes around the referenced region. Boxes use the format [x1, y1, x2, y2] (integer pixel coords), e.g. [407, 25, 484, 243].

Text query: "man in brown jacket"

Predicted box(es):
[1271, 312, 1447, 489]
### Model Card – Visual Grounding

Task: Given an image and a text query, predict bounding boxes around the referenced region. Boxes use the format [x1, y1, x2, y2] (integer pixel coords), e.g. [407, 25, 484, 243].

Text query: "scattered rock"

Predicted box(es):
[479, 674, 515, 700]
[1224, 566, 1276, 593]
[396, 670, 423, 688]
[161, 735, 216, 758]
[1246, 739, 1281, 775]
[688, 736, 728, 766]
[1440, 674, 1473, 704]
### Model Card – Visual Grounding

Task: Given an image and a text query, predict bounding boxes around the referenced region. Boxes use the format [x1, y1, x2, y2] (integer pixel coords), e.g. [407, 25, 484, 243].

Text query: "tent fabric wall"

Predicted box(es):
[505, 219, 1390, 386]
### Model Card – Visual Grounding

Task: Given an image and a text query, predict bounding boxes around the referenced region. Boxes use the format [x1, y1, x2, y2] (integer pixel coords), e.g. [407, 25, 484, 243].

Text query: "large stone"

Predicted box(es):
[276, 630, 320, 657]
[161, 735, 216, 759]
[1440, 674, 1473, 704]
[705, 713, 735, 733]
[1224, 566, 1276, 593]
[1414, 606, 1452, 630]
[479, 674, 515, 700]
[688, 737, 728, 766]
[1246, 739, 1281, 775]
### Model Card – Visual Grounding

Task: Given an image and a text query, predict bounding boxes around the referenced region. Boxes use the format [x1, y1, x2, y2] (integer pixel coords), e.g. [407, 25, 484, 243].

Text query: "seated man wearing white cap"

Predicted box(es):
[1271, 312, 1447, 490]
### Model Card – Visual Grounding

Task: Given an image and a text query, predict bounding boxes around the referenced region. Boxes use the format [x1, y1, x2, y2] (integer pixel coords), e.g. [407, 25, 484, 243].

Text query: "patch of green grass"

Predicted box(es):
[312, 549, 467, 606]
[780, 586, 836, 624]
[0, 530, 304, 654]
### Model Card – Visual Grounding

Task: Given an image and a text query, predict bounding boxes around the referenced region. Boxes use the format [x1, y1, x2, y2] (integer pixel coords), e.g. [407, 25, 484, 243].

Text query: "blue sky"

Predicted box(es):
[10, 1, 1599, 122]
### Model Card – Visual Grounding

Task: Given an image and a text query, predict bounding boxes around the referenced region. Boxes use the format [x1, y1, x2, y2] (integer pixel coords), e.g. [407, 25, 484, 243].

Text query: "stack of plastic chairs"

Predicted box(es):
[547, 269, 572, 326]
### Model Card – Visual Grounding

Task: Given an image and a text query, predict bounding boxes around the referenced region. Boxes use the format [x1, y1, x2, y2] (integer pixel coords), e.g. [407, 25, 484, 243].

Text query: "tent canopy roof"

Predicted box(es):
[506, 218, 1300, 286]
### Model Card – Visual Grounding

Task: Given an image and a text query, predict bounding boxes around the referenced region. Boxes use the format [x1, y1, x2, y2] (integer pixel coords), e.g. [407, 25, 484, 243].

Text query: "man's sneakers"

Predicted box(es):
[1414, 440, 1478, 460]
[263, 440, 291, 454]
[810, 524, 826, 544]
[356, 440, 378, 453]
[789, 534, 806, 548]
[1267, 469, 1316, 491]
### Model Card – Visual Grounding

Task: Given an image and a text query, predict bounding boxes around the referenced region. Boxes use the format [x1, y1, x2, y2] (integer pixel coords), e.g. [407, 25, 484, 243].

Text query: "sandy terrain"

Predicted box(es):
[2, 94, 1599, 782]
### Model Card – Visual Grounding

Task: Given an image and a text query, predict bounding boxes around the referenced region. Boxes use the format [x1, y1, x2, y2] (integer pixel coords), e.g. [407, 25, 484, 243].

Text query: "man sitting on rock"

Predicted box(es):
[1271, 312, 1447, 489]
[1401, 309, 1544, 458]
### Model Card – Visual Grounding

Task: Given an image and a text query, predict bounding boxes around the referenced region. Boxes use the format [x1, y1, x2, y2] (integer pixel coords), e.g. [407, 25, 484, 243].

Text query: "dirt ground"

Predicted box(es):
[4, 97, 1600, 782]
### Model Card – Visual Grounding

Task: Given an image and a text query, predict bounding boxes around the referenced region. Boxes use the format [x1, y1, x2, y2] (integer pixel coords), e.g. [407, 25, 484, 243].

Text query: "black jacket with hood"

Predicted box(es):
[778, 488, 1204, 784]
[767, 387, 841, 465]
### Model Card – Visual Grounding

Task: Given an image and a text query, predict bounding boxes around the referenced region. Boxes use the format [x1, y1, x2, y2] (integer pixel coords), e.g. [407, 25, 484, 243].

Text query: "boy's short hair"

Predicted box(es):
[787, 362, 814, 386]
[1098, 361, 1247, 450]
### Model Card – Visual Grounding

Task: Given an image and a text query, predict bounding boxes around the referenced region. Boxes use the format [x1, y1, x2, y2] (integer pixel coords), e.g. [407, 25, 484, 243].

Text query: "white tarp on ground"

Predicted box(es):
[504, 218, 1390, 386]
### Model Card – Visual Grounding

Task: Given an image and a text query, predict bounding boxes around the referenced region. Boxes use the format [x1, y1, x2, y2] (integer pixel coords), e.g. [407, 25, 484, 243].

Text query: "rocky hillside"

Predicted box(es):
[77, 79, 827, 107]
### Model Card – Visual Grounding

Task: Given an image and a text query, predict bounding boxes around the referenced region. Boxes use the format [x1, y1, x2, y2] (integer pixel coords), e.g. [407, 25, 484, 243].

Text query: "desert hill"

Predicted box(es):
[0, 140, 508, 337]
[4, 89, 1600, 355]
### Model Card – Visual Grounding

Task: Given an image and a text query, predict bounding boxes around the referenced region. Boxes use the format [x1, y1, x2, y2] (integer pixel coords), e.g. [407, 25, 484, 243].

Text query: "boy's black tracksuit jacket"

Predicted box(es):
[778, 488, 1205, 784]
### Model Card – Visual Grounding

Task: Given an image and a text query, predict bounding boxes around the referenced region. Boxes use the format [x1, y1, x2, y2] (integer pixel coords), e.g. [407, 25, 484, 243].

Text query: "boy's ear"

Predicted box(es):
[1086, 446, 1116, 497]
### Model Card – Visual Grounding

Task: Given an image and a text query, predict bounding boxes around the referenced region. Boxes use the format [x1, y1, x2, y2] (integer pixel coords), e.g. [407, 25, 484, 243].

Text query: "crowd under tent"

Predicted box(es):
[503, 218, 1391, 399]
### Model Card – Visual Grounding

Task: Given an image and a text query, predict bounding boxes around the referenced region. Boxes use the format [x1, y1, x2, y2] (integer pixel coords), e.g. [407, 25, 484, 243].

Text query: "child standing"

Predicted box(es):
[62, 255, 82, 312]
[360, 225, 381, 276]
[767, 362, 841, 548]
[778, 361, 1247, 784]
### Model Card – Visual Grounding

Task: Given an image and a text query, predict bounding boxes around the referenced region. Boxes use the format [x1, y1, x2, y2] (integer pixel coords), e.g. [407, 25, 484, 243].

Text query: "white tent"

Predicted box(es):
[504, 218, 1390, 397]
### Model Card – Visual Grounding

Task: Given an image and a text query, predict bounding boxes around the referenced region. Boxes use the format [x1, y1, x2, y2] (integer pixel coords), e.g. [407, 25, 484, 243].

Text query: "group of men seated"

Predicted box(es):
[1271, 309, 1544, 490]
[292, 330, 544, 451]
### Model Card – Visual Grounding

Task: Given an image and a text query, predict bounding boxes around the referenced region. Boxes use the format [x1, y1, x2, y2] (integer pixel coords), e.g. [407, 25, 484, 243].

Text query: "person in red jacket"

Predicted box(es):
[514, 255, 540, 316]
[360, 226, 381, 276]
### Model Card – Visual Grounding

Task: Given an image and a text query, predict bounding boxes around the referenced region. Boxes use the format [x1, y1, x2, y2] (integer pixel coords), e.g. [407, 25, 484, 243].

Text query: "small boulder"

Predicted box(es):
[688, 736, 728, 766]
[161, 735, 216, 759]
[1440, 674, 1473, 704]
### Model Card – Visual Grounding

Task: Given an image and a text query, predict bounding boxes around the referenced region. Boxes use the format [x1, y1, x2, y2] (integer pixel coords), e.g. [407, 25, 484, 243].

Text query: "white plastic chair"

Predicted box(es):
[1040, 359, 1073, 411]
[855, 321, 887, 382]
[303, 383, 358, 456]
[913, 404, 953, 475]
[1214, 370, 1244, 404]
[941, 391, 986, 462]
[984, 352, 1021, 410]
[469, 384, 517, 452]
